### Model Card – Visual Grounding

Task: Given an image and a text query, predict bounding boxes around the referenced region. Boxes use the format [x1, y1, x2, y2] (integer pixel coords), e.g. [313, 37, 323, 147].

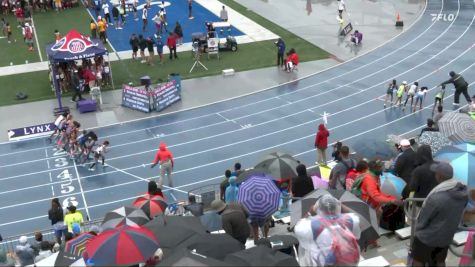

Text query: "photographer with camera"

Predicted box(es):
[275, 38, 285, 67]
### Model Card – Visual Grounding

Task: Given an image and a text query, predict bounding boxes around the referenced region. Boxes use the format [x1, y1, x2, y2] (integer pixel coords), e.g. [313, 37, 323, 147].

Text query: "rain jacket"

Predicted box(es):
[152, 143, 174, 166]
[394, 148, 417, 185]
[291, 165, 314, 198]
[221, 203, 250, 245]
[294, 195, 360, 267]
[416, 180, 468, 247]
[361, 172, 396, 209]
[286, 52, 299, 66]
[441, 73, 468, 89]
[315, 124, 329, 150]
[225, 176, 239, 204]
[409, 145, 437, 201]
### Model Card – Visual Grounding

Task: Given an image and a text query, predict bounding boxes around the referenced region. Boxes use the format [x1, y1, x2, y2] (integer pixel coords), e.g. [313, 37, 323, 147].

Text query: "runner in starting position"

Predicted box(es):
[88, 140, 110, 171]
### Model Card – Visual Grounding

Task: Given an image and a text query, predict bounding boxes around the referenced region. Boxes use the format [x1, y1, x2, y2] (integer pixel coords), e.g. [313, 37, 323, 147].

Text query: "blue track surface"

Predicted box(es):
[92, 0, 243, 51]
[0, 0, 474, 237]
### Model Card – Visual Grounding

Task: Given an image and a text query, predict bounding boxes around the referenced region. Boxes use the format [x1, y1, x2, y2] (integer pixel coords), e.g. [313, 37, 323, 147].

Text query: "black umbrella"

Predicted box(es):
[144, 217, 200, 254]
[157, 249, 236, 266]
[351, 138, 397, 160]
[254, 152, 299, 180]
[224, 245, 299, 266]
[162, 215, 208, 234]
[290, 189, 379, 249]
[175, 233, 245, 261]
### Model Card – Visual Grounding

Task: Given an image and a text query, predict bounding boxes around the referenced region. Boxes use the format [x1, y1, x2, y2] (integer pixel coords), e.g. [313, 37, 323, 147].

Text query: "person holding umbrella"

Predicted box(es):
[210, 200, 250, 247]
[315, 123, 329, 166]
[294, 195, 361, 267]
[440, 71, 471, 107]
[150, 142, 174, 188]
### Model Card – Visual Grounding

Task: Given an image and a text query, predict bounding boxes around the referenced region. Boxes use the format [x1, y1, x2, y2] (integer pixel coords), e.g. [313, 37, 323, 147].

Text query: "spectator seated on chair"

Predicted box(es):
[351, 30, 363, 46]
[285, 48, 299, 73]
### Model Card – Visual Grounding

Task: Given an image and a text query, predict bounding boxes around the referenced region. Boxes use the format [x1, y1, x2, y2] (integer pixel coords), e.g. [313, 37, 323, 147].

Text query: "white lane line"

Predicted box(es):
[216, 112, 238, 125]
[105, 162, 189, 194]
[45, 147, 55, 196]
[0, 0, 438, 150]
[73, 160, 91, 220]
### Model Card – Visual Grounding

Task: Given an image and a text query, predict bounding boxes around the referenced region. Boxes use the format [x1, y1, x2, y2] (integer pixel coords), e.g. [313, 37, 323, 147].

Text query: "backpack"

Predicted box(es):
[25, 26, 32, 39]
[329, 159, 356, 190]
[313, 216, 360, 266]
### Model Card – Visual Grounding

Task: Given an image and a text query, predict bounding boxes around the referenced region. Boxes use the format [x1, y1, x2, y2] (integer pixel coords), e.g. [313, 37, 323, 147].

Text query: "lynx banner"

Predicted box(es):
[8, 122, 55, 141]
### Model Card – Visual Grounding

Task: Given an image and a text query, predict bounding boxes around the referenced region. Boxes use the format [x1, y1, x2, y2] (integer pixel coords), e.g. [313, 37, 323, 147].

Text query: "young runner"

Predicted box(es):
[413, 86, 428, 112]
[432, 85, 446, 115]
[394, 81, 407, 107]
[403, 82, 418, 110]
[89, 141, 110, 171]
[142, 4, 148, 31]
[384, 79, 397, 108]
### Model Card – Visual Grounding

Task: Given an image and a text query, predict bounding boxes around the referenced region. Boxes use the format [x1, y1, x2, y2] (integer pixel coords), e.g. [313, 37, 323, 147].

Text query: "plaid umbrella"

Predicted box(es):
[380, 172, 406, 199]
[419, 131, 452, 156]
[435, 143, 475, 186]
[133, 194, 168, 218]
[85, 226, 159, 266]
[65, 232, 95, 257]
[254, 152, 300, 180]
[290, 189, 379, 249]
[438, 112, 475, 144]
[238, 175, 281, 222]
[101, 206, 150, 230]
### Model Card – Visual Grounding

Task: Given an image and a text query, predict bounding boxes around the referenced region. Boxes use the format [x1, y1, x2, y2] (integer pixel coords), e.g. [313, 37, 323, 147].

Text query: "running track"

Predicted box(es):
[0, 0, 474, 237]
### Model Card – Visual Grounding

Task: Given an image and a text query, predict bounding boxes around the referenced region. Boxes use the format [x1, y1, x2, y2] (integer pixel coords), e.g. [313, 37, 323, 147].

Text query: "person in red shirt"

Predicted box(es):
[151, 143, 174, 188]
[166, 32, 177, 60]
[360, 160, 402, 219]
[15, 7, 24, 26]
[314, 123, 329, 165]
[285, 48, 299, 72]
[82, 68, 96, 92]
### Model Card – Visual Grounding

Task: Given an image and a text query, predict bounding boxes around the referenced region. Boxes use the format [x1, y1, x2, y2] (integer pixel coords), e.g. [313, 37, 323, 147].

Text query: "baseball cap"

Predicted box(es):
[210, 199, 226, 213]
[67, 205, 77, 212]
[430, 161, 453, 180]
[19, 236, 28, 245]
[399, 139, 410, 147]
[402, 81, 407, 85]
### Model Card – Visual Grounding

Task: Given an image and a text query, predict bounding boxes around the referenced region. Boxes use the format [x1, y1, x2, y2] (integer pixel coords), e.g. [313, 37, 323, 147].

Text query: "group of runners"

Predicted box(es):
[48, 112, 110, 171]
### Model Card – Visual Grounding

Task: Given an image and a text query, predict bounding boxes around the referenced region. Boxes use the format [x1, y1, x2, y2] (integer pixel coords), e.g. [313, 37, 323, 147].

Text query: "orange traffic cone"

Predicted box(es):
[395, 12, 404, 27]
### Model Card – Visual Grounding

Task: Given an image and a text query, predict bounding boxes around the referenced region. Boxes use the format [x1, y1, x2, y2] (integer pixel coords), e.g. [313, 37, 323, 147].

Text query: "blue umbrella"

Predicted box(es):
[238, 175, 281, 223]
[380, 172, 406, 198]
[435, 143, 475, 186]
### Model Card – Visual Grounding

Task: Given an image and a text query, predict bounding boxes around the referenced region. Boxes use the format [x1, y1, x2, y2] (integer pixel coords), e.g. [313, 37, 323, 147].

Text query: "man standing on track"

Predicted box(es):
[440, 71, 471, 107]
[151, 143, 174, 188]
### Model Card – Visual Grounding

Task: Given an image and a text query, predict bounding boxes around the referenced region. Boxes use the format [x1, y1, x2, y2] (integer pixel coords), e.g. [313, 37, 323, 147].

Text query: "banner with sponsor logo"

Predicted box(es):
[121, 85, 152, 113]
[152, 80, 181, 112]
[8, 122, 55, 141]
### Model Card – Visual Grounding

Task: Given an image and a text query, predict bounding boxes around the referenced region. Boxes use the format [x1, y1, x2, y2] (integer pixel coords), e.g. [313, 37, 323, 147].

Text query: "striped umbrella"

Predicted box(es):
[438, 112, 475, 144]
[85, 226, 159, 266]
[254, 152, 300, 180]
[133, 194, 168, 218]
[238, 175, 281, 223]
[65, 232, 95, 257]
[101, 206, 150, 230]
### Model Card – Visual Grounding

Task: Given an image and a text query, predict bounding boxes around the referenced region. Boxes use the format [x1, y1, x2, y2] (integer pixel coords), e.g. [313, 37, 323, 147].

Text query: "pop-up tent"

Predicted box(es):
[46, 29, 110, 113]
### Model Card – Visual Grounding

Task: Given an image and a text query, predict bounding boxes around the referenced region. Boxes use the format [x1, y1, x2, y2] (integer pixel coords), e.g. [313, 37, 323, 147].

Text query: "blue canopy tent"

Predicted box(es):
[45, 29, 110, 114]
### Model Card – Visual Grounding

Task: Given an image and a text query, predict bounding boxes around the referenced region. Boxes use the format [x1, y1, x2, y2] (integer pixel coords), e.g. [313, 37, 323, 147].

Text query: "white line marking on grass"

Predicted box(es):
[30, 16, 43, 62]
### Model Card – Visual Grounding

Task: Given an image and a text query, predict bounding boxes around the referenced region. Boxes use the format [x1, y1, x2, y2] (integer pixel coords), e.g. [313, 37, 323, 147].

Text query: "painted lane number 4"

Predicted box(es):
[431, 13, 455, 21]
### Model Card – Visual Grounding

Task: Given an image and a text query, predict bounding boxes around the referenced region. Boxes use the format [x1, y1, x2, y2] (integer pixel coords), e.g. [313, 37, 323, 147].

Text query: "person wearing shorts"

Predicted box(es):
[151, 143, 174, 188]
[88, 141, 109, 171]
[413, 86, 427, 112]
[394, 81, 407, 107]
[384, 79, 397, 108]
[142, 4, 148, 31]
[403, 81, 418, 110]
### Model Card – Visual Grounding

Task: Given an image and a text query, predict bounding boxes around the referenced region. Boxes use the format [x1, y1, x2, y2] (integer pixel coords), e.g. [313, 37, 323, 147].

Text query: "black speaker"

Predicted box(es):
[395, 21, 404, 27]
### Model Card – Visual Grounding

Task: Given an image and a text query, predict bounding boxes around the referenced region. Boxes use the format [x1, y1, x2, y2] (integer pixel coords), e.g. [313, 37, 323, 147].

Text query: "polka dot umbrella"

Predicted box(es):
[238, 175, 281, 223]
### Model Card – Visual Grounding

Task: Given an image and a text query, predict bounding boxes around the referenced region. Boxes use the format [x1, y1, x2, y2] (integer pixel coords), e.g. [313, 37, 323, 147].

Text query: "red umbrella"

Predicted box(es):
[85, 226, 159, 265]
[133, 193, 168, 218]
